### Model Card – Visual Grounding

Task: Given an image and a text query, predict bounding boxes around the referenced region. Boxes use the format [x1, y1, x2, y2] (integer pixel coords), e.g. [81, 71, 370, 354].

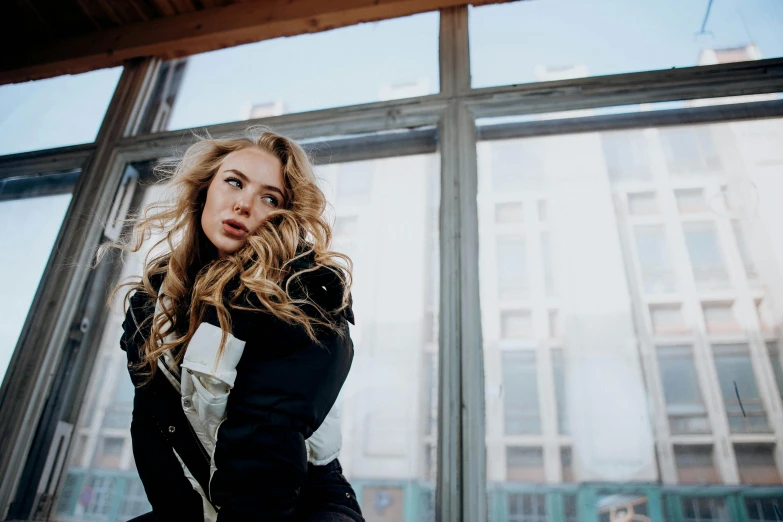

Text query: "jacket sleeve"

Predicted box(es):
[211, 315, 354, 521]
[121, 295, 207, 521]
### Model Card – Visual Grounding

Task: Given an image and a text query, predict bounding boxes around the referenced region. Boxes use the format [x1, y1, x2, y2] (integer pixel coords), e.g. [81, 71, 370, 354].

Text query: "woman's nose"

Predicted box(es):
[234, 199, 250, 215]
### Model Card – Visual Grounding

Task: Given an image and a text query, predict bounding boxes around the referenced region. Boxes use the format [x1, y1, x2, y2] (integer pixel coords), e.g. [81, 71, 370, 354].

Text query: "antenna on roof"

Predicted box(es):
[696, 0, 715, 38]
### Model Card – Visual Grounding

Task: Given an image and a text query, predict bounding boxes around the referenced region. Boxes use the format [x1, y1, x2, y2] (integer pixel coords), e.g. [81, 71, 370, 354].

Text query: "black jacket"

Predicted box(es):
[120, 260, 355, 521]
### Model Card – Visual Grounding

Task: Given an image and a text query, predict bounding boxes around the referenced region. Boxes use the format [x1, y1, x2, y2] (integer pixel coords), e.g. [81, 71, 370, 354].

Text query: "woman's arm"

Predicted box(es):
[210, 314, 354, 520]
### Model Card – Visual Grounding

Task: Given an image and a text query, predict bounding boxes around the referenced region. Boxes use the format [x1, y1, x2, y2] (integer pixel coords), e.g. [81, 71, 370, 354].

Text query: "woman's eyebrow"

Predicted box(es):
[224, 168, 285, 199]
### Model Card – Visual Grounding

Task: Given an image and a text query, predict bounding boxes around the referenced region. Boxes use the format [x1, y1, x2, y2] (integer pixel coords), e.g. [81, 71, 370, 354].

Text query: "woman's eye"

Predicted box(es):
[262, 195, 279, 207]
[226, 177, 242, 188]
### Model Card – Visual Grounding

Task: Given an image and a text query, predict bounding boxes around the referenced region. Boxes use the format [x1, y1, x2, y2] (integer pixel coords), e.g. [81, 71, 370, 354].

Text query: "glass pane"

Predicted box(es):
[161, 13, 438, 130]
[745, 496, 783, 522]
[703, 302, 740, 334]
[0, 68, 122, 155]
[661, 128, 723, 176]
[736, 444, 782, 485]
[508, 493, 547, 522]
[676, 189, 709, 214]
[318, 153, 440, 519]
[675, 445, 720, 484]
[470, 0, 783, 88]
[657, 346, 710, 435]
[506, 447, 545, 483]
[501, 351, 540, 435]
[681, 497, 731, 522]
[478, 114, 783, 509]
[633, 225, 677, 293]
[628, 192, 658, 215]
[714, 345, 770, 434]
[56, 148, 440, 520]
[0, 173, 76, 384]
[683, 222, 730, 290]
[650, 304, 687, 335]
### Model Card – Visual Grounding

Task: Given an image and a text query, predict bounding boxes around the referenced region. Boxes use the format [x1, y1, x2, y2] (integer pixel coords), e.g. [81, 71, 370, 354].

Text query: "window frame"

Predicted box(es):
[0, 6, 782, 522]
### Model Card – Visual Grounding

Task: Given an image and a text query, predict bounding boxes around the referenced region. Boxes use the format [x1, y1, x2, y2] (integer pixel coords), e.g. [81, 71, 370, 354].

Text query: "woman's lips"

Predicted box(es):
[222, 222, 248, 238]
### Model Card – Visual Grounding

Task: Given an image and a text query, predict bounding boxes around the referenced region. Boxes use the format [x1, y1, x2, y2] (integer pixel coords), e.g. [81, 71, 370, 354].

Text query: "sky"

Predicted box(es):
[1, 0, 783, 380]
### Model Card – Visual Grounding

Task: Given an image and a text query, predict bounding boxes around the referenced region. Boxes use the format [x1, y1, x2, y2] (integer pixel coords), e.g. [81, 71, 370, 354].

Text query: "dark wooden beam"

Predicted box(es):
[0, 0, 512, 85]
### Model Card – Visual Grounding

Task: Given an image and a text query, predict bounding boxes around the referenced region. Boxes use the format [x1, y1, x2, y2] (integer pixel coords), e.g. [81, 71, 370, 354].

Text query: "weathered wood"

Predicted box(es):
[0, 0, 513, 85]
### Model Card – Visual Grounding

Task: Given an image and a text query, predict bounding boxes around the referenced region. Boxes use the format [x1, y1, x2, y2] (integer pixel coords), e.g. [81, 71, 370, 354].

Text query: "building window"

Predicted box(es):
[735, 444, 782, 485]
[506, 447, 545, 483]
[745, 497, 783, 522]
[496, 202, 524, 224]
[602, 131, 652, 183]
[680, 497, 730, 522]
[768, 342, 783, 401]
[713, 345, 771, 433]
[660, 127, 722, 176]
[657, 346, 710, 434]
[552, 349, 569, 435]
[507, 493, 547, 522]
[676, 189, 709, 214]
[703, 302, 740, 335]
[502, 351, 540, 435]
[650, 304, 688, 335]
[683, 222, 729, 290]
[633, 224, 677, 293]
[501, 310, 533, 339]
[93, 437, 125, 469]
[118, 479, 151, 521]
[497, 235, 529, 299]
[628, 192, 658, 215]
[674, 446, 720, 484]
[83, 475, 118, 516]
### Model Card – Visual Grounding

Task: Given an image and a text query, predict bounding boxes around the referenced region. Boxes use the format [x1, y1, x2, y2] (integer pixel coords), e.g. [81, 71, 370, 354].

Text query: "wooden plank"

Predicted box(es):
[148, 0, 178, 17]
[0, 0, 513, 84]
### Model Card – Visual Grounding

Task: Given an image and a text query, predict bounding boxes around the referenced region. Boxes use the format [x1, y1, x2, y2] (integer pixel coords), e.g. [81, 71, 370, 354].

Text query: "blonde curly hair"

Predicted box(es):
[97, 128, 352, 380]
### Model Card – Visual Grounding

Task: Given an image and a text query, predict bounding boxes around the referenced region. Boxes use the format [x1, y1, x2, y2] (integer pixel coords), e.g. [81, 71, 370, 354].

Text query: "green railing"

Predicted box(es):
[56, 469, 783, 522]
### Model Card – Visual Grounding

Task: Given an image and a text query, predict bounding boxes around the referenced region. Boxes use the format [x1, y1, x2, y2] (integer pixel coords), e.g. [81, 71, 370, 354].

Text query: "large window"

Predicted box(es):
[161, 13, 439, 130]
[4, 6, 783, 522]
[54, 150, 441, 521]
[469, 0, 783, 88]
[478, 114, 783, 517]
[0, 172, 77, 384]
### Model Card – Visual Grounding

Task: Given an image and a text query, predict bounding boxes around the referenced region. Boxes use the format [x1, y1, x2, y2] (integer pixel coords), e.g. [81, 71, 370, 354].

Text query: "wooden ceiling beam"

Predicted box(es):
[0, 0, 510, 85]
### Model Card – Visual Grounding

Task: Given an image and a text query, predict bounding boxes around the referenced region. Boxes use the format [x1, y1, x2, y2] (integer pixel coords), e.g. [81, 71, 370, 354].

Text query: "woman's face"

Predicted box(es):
[201, 147, 286, 258]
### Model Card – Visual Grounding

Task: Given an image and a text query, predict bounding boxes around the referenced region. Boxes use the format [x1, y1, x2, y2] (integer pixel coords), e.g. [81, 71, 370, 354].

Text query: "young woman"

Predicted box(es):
[100, 129, 363, 521]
